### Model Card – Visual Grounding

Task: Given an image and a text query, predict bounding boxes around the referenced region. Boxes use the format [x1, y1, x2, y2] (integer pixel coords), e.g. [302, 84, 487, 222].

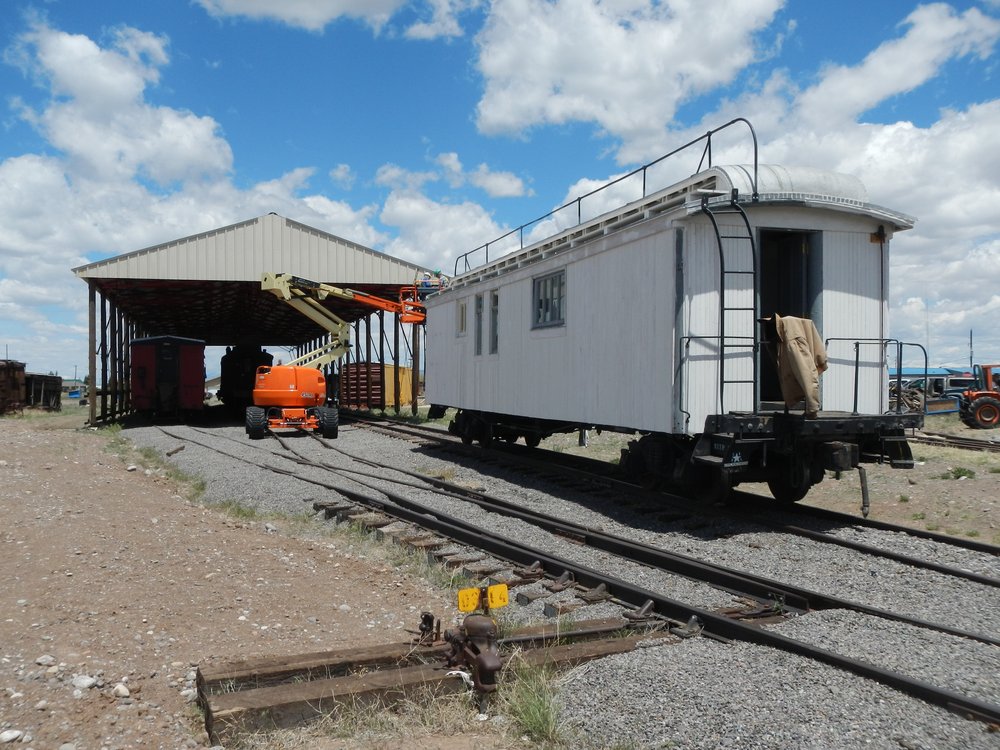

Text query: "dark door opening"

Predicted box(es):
[759, 229, 821, 403]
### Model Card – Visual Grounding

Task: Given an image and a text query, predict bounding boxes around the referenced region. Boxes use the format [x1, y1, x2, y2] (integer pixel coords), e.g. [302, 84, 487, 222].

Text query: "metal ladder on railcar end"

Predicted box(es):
[701, 189, 759, 415]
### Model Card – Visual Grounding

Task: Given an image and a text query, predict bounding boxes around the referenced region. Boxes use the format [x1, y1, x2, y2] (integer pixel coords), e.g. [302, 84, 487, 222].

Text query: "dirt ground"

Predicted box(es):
[1, 409, 996, 750]
[0, 411, 507, 750]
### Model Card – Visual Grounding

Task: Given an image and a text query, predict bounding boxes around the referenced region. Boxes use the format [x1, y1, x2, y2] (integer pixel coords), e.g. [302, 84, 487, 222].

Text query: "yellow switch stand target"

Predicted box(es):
[457, 583, 509, 613]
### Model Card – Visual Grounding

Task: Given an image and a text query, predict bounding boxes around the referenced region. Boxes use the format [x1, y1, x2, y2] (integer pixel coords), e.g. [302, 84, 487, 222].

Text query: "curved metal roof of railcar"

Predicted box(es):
[436, 164, 915, 293]
[704, 164, 916, 231]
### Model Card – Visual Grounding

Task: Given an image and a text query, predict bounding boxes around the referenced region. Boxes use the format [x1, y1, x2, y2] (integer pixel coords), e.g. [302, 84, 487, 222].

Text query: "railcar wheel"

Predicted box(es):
[245, 406, 267, 440]
[318, 407, 339, 439]
[700, 469, 731, 505]
[524, 434, 541, 448]
[767, 459, 813, 504]
[971, 397, 1000, 428]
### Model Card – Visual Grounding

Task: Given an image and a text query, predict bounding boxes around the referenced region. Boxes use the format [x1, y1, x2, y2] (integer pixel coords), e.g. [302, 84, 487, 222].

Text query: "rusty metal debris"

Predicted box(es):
[444, 614, 501, 710]
[198, 613, 670, 745]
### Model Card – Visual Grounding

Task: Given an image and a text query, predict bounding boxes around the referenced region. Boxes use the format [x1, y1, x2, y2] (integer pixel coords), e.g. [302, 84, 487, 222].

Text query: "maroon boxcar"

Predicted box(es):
[0, 359, 26, 414]
[130, 336, 206, 415]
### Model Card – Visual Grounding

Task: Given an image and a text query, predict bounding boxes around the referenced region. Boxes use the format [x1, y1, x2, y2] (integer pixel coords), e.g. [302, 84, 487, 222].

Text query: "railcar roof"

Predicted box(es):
[439, 164, 915, 293]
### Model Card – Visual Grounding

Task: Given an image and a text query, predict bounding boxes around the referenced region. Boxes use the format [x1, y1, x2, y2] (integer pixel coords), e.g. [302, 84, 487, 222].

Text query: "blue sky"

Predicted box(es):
[1, 0, 999, 379]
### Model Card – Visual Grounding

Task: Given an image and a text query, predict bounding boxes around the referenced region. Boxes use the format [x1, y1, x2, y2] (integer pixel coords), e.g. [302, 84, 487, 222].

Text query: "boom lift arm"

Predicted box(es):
[245, 273, 426, 440]
[259, 272, 425, 367]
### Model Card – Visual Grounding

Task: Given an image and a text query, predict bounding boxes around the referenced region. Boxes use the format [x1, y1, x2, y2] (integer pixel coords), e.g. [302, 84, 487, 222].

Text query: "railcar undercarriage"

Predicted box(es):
[442, 406, 923, 507]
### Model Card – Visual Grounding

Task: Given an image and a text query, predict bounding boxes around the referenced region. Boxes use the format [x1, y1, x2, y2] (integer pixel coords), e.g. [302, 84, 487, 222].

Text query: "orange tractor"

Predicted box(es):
[959, 363, 1000, 429]
[245, 273, 425, 440]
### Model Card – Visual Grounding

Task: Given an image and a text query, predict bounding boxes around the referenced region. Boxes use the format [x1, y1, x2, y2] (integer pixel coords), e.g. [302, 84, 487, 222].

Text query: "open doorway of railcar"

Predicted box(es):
[757, 228, 822, 406]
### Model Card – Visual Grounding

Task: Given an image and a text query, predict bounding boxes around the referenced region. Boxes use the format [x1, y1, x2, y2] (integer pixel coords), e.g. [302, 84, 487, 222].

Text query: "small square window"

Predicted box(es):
[532, 271, 565, 328]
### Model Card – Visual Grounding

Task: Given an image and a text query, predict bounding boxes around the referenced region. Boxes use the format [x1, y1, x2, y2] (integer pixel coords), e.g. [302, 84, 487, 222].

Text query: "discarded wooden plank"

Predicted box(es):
[205, 662, 460, 744]
[203, 633, 672, 744]
[198, 641, 450, 695]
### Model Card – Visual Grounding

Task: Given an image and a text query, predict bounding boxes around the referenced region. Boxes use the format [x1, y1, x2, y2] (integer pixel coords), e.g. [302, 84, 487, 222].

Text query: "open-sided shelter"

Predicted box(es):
[73, 213, 428, 423]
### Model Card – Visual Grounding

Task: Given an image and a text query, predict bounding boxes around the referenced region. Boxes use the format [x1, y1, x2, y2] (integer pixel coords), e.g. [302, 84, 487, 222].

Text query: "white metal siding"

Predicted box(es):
[427, 166, 909, 438]
[74, 214, 424, 283]
[819, 228, 886, 414]
[427, 216, 676, 432]
[675, 216, 757, 432]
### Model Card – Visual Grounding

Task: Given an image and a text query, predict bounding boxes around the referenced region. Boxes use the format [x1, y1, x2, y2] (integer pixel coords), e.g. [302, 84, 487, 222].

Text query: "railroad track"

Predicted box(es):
[910, 430, 1000, 452]
[148, 422, 1000, 739]
[345, 414, 1000, 573]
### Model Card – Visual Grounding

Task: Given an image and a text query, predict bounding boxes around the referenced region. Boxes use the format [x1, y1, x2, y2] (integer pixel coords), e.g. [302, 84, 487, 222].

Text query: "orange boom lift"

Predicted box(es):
[245, 273, 425, 440]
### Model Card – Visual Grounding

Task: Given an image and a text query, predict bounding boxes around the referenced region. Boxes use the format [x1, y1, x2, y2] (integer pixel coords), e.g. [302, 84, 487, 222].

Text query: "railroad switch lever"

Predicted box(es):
[444, 614, 502, 695]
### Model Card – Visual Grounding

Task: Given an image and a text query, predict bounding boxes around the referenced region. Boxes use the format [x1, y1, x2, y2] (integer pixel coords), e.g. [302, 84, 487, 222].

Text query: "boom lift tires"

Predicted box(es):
[247, 274, 425, 441]
[318, 406, 339, 439]
[245, 406, 268, 440]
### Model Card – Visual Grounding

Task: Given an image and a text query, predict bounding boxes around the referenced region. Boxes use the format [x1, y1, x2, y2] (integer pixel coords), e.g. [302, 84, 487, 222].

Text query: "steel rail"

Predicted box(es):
[911, 431, 1000, 453]
[283, 444, 1000, 724]
[346, 415, 1000, 564]
[156, 426, 1000, 723]
[290, 436, 999, 647]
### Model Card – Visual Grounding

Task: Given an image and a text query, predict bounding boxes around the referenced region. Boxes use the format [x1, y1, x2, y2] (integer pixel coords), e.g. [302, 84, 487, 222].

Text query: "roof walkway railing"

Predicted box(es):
[453, 117, 759, 276]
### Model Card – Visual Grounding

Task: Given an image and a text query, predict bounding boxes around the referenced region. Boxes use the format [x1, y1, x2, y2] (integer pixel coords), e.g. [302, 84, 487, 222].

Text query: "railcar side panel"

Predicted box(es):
[428, 165, 910, 436]
[819, 225, 889, 415]
[427, 217, 677, 432]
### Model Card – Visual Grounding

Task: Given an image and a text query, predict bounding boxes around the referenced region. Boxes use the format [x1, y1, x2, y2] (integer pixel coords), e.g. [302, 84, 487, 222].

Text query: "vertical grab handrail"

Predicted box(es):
[701, 189, 759, 415]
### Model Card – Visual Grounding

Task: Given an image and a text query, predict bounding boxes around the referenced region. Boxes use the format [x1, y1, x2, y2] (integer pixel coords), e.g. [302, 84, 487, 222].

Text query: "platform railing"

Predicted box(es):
[453, 117, 759, 276]
[823, 338, 928, 416]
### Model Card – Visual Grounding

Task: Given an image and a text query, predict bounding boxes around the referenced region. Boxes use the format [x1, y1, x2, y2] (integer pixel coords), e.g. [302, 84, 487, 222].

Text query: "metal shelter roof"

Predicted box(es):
[73, 213, 428, 346]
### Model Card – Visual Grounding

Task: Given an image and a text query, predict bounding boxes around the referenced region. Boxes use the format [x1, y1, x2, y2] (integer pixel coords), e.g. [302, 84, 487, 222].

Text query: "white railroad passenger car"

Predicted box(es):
[425, 128, 923, 504]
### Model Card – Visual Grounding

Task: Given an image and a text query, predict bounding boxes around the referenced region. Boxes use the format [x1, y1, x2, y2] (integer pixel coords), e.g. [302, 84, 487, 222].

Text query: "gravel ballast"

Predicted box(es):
[124, 420, 1000, 749]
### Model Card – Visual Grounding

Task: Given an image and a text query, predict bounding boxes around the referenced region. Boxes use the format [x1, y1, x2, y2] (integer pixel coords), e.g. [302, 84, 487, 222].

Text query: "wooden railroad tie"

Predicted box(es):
[198, 618, 669, 745]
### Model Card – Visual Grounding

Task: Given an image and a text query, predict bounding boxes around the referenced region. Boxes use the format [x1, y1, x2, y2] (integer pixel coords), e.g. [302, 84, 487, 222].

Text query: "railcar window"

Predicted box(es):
[474, 294, 484, 355]
[489, 290, 499, 354]
[456, 300, 467, 336]
[532, 271, 565, 328]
